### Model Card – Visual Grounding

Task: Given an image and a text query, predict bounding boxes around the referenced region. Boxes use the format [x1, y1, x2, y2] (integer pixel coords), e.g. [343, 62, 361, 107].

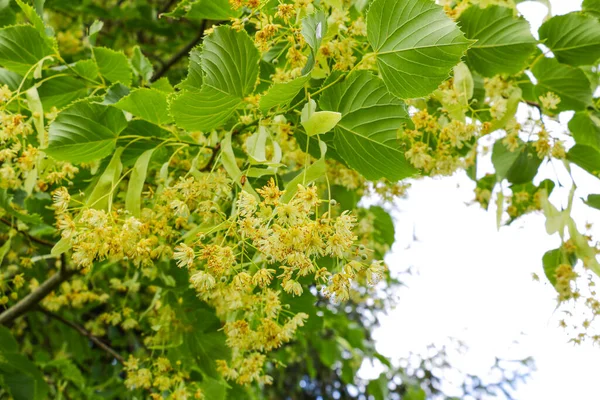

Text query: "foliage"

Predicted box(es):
[0, 0, 598, 398]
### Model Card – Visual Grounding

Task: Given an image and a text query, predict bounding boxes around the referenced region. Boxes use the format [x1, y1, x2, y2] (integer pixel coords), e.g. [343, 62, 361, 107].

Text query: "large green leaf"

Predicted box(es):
[568, 112, 600, 150]
[171, 26, 259, 131]
[458, 5, 536, 77]
[0, 25, 54, 75]
[320, 71, 416, 180]
[203, 26, 259, 97]
[583, 0, 600, 18]
[178, 46, 202, 91]
[38, 75, 88, 110]
[46, 100, 128, 163]
[130, 45, 153, 82]
[367, 0, 471, 99]
[170, 86, 241, 132]
[532, 57, 592, 112]
[93, 47, 132, 85]
[539, 12, 600, 66]
[505, 144, 543, 184]
[567, 144, 600, 179]
[0, 0, 16, 27]
[164, 0, 240, 19]
[114, 88, 172, 125]
[492, 140, 522, 180]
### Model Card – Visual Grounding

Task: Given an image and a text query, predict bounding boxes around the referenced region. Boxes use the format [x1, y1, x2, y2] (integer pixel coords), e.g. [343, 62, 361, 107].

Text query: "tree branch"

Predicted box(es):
[150, 21, 206, 82]
[38, 308, 125, 365]
[0, 257, 75, 325]
[0, 217, 56, 248]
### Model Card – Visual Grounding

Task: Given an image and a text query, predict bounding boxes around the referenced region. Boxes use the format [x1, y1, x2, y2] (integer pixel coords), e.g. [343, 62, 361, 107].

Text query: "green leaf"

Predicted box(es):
[0, 353, 49, 400]
[114, 88, 172, 125]
[93, 47, 132, 85]
[203, 26, 259, 97]
[281, 158, 326, 203]
[151, 77, 174, 93]
[178, 46, 202, 91]
[71, 59, 99, 81]
[102, 82, 130, 105]
[0, 190, 44, 226]
[0, 326, 18, 352]
[164, 0, 240, 20]
[532, 57, 592, 112]
[583, 0, 600, 18]
[171, 26, 259, 132]
[539, 12, 600, 67]
[492, 140, 521, 180]
[543, 247, 576, 286]
[0, 0, 16, 27]
[505, 144, 543, 184]
[46, 100, 128, 163]
[130, 45, 153, 82]
[567, 144, 600, 179]
[86, 147, 124, 210]
[0, 25, 54, 75]
[367, 0, 471, 99]
[0, 68, 22, 90]
[126, 149, 154, 217]
[568, 112, 600, 151]
[15, 0, 55, 49]
[198, 377, 228, 400]
[170, 86, 242, 132]
[259, 74, 310, 113]
[370, 206, 395, 247]
[38, 75, 88, 110]
[302, 9, 328, 53]
[186, 0, 240, 19]
[585, 194, 600, 210]
[320, 71, 416, 181]
[458, 5, 536, 77]
[367, 373, 389, 400]
[0, 237, 10, 266]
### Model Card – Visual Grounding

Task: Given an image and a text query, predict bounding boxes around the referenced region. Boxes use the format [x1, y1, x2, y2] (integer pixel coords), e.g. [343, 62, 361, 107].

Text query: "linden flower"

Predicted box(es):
[539, 91, 561, 110]
[282, 279, 303, 296]
[256, 178, 284, 205]
[190, 270, 216, 291]
[173, 243, 195, 269]
[52, 187, 71, 212]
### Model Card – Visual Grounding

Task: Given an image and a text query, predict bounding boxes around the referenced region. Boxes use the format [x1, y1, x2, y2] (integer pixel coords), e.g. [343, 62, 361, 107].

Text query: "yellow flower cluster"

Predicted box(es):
[404, 110, 478, 176]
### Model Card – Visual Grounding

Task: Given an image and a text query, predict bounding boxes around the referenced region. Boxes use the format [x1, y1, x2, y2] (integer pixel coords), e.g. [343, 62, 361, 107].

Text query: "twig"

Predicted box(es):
[0, 217, 56, 248]
[200, 143, 221, 172]
[159, 0, 178, 15]
[150, 21, 206, 82]
[38, 308, 125, 365]
[0, 258, 75, 325]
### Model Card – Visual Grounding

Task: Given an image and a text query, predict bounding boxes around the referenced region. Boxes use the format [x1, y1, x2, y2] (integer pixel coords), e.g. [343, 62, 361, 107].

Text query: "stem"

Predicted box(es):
[0, 217, 56, 248]
[0, 259, 75, 325]
[38, 308, 125, 365]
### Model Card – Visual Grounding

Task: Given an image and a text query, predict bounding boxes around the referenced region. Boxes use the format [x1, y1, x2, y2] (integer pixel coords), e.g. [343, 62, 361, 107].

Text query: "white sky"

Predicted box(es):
[367, 0, 600, 399]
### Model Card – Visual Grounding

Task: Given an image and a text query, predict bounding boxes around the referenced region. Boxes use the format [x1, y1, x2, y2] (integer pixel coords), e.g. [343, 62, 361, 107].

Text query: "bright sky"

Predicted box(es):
[366, 0, 600, 399]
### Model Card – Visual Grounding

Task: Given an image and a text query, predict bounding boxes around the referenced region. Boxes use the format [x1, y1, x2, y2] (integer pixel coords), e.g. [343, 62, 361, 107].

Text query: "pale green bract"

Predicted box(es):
[366, 0, 471, 99]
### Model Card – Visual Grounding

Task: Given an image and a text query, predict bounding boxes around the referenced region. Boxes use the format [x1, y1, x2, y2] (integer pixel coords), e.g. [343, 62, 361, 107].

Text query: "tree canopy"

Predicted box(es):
[0, 0, 598, 399]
